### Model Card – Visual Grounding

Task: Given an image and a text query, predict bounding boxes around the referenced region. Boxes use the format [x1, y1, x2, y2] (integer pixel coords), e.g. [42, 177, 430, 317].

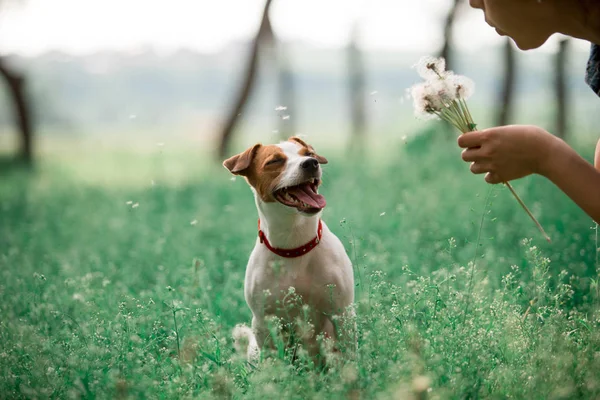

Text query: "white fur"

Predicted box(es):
[234, 141, 355, 361]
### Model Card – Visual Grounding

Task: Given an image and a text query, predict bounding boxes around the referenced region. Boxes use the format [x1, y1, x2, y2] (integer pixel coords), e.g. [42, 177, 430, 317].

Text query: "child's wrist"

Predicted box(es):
[534, 130, 563, 178]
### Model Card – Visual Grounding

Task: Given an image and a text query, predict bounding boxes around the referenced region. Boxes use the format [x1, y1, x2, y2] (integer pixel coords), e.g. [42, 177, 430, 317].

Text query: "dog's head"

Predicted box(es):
[223, 136, 328, 215]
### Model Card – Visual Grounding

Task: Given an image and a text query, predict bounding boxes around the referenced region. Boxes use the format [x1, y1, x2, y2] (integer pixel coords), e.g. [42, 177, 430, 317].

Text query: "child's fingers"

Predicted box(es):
[457, 131, 485, 148]
[485, 172, 502, 184]
[461, 147, 485, 162]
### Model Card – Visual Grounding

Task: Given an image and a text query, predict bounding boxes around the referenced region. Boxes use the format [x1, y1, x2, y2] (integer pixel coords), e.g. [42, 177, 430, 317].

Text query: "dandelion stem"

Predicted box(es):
[504, 182, 551, 243]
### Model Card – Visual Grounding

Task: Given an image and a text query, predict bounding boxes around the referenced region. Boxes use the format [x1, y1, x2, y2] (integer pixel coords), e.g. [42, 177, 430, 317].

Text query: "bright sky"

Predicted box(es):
[0, 0, 586, 55]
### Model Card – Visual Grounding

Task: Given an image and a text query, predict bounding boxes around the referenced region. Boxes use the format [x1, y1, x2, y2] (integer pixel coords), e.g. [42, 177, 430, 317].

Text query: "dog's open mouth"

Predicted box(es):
[274, 178, 326, 214]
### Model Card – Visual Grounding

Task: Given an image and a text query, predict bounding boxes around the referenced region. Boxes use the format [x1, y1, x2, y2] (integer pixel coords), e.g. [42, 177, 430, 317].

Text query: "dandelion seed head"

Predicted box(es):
[449, 74, 475, 100]
[411, 82, 440, 120]
[415, 56, 446, 80]
[429, 78, 457, 109]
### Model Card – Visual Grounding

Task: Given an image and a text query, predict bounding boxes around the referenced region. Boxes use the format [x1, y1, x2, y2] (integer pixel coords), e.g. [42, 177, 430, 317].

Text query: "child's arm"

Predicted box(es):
[458, 125, 600, 224]
[595, 139, 600, 170]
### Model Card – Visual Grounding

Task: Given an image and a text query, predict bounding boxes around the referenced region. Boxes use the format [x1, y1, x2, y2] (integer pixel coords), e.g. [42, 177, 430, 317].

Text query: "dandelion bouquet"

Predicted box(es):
[410, 56, 550, 242]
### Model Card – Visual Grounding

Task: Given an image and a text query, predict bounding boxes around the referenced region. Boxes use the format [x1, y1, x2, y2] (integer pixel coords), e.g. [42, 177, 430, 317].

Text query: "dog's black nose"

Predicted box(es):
[301, 158, 319, 171]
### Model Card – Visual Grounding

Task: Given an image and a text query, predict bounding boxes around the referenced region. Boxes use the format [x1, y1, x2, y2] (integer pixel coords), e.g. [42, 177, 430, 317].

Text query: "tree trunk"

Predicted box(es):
[0, 57, 33, 164]
[554, 38, 570, 139]
[348, 25, 366, 152]
[277, 45, 295, 139]
[217, 0, 274, 159]
[439, 0, 462, 71]
[496, 38, 516, 127]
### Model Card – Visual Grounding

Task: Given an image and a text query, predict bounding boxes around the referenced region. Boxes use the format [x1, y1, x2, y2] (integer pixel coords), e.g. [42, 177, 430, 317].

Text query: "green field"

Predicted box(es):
[1, 131, 599, 399]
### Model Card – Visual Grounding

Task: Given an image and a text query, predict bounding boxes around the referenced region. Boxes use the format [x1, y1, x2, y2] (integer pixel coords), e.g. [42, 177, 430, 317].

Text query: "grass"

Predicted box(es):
[1, 130, 599, 399]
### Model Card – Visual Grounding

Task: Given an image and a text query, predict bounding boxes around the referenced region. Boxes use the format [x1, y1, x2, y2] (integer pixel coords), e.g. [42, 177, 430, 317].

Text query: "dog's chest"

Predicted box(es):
[245, 233, 352, 315]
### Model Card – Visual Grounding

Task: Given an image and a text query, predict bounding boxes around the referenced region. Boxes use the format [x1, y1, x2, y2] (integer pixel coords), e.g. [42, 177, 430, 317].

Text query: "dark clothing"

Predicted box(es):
[586, 44, 600, 96]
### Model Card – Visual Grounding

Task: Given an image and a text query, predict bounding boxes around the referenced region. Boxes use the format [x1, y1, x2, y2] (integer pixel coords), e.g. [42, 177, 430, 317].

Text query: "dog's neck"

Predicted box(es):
[254, 193, 321, 249]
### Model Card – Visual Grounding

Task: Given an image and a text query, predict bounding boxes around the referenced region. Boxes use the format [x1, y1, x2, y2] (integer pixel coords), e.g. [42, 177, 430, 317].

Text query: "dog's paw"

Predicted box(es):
[232, 324, 259, 362]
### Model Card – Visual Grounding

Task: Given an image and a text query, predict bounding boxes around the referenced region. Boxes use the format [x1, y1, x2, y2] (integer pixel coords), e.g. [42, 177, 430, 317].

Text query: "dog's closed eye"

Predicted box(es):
[265, 157, 285, 166]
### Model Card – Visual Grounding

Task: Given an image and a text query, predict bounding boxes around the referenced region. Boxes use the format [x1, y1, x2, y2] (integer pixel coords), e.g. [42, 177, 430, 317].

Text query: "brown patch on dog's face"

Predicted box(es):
[289, 136, 328, 164]
[223, 144, 288, 202]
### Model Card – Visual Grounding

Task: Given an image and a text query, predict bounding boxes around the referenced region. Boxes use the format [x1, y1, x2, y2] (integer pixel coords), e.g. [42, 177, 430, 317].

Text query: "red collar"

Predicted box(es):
[258, 219, 323, 258]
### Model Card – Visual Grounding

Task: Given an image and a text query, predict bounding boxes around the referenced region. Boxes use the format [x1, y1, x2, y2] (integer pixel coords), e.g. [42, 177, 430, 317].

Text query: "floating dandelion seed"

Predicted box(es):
[409, 55, 550, 242]
[379, 212, 386, 217]
[156, 142, 165, 147]
[282, 115, 290, 120]
[370, 91, 378, 95]
[275, 105, 287, 111]
[125, 201, 133, 205]
[132, 203, 139, 208]
[190, 220, 198, 226]
[129, 114, 137, 120]
[230, 177, 236, 182]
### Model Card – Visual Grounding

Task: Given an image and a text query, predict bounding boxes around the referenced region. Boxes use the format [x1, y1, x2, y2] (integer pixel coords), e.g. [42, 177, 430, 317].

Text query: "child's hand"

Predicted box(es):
[457, 125, 560, 183]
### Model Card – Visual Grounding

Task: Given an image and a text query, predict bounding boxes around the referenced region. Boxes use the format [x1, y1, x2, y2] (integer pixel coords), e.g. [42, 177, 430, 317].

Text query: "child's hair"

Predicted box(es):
[578, 0, 600, 32]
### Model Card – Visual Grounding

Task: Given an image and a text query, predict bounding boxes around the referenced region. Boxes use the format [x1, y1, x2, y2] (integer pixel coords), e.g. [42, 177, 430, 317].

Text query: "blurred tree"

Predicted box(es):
[276, 44, 296, 139]
[0, 0, 34, 164]
[217, 0, 274, 159]
[348, 22, 366, 152]
[496, 38, 516, 126]
[439, 0, 464, 71]
[554, 38, 570, 139]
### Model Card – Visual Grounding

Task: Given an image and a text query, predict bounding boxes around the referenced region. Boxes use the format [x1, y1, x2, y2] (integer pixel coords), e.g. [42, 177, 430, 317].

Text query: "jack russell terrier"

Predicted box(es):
[223, 136, 355, 363]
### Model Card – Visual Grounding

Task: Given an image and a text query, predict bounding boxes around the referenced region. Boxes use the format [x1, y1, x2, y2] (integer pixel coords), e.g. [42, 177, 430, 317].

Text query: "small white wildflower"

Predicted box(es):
[72, 293, 85, 302]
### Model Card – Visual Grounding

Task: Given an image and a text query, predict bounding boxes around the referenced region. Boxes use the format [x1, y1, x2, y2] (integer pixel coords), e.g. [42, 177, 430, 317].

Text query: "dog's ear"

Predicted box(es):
[223, 144, 261, 175]
[289, 136, 328, 165]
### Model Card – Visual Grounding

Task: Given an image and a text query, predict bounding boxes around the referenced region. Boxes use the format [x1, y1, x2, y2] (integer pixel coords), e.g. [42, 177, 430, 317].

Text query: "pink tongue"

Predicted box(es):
[287, 183, 326, 209]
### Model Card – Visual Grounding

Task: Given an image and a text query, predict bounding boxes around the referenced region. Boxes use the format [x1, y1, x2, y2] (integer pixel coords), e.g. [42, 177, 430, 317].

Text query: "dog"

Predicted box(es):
[224, 136, 355, 363]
